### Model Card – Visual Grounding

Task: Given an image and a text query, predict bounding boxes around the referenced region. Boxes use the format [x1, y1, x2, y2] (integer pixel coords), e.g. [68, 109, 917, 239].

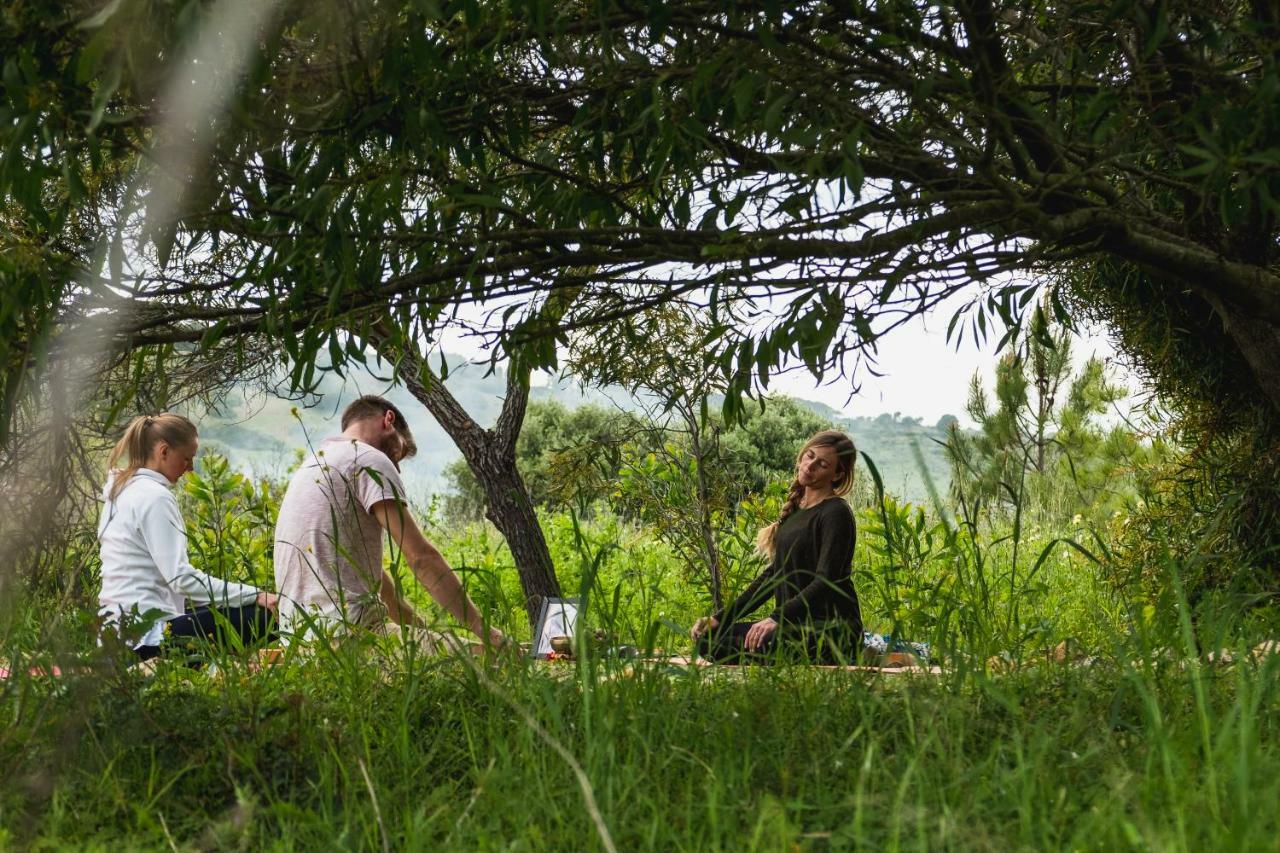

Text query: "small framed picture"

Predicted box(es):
[532, 597, 580, 658]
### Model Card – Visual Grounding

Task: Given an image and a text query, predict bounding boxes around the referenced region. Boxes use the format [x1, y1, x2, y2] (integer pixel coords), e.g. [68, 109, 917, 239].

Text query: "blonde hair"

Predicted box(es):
[106, 413, 198, 500]
[755, 430, 857, 557]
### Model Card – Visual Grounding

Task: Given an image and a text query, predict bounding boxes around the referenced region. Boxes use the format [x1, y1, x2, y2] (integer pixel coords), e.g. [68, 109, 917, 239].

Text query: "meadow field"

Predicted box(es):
[3, 457, 1277, 851]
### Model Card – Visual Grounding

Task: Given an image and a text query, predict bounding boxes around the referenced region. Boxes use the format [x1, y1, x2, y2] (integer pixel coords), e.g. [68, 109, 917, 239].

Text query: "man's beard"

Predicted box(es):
[374, 433, 404, 468]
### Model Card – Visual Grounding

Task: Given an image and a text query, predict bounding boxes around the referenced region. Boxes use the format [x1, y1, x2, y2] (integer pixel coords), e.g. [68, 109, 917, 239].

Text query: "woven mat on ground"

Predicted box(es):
[655, 656, 943, 674]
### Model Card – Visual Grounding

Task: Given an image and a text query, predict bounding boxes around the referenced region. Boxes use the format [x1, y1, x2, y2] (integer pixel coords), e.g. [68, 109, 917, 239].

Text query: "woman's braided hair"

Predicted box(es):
[106, 413, 198, 500]
[754, 430, 857, 557]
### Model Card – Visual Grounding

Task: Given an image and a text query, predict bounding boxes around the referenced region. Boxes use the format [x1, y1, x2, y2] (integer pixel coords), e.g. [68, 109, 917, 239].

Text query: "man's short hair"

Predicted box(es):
[341, 395, 417, 460]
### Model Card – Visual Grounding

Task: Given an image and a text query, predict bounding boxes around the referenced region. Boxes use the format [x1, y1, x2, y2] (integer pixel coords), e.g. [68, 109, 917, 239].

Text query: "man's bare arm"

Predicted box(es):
[371, 499, 503, 643]
[378, 569, 422, 627]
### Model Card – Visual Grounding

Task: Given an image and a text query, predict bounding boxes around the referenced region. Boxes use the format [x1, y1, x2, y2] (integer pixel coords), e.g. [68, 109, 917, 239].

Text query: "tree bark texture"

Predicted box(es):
[1205, 297, 1280, 415]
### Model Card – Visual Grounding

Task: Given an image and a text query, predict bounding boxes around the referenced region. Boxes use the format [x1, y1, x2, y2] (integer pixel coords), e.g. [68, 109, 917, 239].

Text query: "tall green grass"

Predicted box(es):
[2, 625, 1278, 850]
[2, 454, 1277, 849]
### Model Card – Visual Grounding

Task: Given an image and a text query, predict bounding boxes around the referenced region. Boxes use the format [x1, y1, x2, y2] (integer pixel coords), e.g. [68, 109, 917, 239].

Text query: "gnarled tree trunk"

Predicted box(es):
[1206, 297, 1280, 414]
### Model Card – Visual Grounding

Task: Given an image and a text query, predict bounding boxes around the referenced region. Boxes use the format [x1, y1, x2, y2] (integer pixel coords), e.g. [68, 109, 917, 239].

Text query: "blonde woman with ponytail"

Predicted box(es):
[98, 414, 278, 662]
[691, 430, 863, 664]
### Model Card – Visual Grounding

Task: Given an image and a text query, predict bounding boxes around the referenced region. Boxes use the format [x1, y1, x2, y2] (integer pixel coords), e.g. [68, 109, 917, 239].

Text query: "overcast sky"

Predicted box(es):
[434, 297, 1136, 428]
[761, 310, 1131, 425]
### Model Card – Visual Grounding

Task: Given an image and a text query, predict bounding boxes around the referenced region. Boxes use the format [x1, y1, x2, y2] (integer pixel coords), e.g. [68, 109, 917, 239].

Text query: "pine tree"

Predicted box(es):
[945, 310, 1153, 524]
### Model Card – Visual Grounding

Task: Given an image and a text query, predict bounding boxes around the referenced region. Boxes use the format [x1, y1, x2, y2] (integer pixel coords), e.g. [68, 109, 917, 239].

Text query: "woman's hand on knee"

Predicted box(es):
[690, 615, 719, 641]
[744, 617, 778, 651]
[256, 591, 279, 611]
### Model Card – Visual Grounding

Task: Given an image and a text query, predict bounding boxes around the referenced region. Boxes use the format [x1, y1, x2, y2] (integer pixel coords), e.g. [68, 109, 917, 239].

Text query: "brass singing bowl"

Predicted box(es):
[549, 635, 573, 654]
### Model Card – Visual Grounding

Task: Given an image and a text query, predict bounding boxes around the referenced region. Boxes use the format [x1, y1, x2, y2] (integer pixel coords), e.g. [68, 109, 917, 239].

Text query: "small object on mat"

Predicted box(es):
[549, 635, 573, 655]
[532, 597, 580, 659]
[863, 632, 930, 663]
[878, 651, 920, 668]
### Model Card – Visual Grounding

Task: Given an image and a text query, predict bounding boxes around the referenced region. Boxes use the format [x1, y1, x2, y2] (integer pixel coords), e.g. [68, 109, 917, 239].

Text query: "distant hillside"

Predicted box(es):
[199, 358, 640, 503]
[203, 358, 959, 505]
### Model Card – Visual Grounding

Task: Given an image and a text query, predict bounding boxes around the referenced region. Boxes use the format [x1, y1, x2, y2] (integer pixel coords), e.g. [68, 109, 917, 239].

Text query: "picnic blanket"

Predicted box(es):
[657, 655, 943, 674]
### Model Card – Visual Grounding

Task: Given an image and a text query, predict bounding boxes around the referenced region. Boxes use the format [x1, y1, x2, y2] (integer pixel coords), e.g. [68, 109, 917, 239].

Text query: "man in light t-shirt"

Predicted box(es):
[274, 395, 507, 650]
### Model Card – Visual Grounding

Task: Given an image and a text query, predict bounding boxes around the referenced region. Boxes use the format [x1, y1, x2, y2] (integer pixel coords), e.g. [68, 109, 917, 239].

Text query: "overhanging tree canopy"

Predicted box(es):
[5, 0, 1280, 444]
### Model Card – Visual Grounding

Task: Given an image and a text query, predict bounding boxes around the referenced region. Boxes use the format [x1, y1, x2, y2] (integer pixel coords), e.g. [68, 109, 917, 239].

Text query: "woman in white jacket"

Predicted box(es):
[98, 413, 278, 661]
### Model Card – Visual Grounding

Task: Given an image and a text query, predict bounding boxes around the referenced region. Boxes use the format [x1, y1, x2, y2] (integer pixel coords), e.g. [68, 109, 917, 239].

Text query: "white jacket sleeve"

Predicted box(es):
[138, 493, 260, 608]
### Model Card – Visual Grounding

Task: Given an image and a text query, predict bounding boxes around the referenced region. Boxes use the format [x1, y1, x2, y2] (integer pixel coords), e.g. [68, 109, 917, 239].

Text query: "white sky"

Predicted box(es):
[763, 311, 1129, 425]
[436, 299, 1135, 428]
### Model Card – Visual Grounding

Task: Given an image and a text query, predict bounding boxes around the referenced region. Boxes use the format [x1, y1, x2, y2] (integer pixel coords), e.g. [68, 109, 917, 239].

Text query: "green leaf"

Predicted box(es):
[731, 74, 756, 121]
[762, 92, 790, 136]
[78, 0, 126, 30]
[153, 222, 177, 270]
[88, 58, 123, 133]
[1140, 3, 1169, 59]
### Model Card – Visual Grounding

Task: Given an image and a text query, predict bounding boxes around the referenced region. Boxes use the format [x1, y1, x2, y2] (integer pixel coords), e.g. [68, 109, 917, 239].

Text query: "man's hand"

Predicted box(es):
[378, 569, 423, 627]
[743, 617, 778, 652]
[371, 499, 504, 645]
[256, 591, 279, 611]
[483, 627, 519, 656]
[690, 615, 719, 641]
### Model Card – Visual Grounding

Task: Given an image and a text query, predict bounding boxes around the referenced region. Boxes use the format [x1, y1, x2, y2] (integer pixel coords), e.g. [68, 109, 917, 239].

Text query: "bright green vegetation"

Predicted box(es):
[3, 449, 1278, 850]
[4, 633, 1278, 851]
[6, 360, 1272, 850]
[6, 2, 1280, 847]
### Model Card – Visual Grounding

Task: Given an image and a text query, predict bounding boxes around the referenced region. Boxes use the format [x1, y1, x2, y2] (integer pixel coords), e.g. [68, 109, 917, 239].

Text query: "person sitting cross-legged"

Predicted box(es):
[691, 430, 864, 665]
[97, 413, 278, 663]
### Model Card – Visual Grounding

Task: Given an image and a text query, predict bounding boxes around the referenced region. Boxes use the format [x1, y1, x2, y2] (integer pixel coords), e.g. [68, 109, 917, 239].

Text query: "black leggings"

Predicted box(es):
[135, 604, 276, 663]
[697, 620, 863, 665]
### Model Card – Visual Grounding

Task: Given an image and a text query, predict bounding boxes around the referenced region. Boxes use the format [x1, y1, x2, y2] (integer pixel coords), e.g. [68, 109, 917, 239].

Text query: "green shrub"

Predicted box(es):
[179, 452, 282, 590]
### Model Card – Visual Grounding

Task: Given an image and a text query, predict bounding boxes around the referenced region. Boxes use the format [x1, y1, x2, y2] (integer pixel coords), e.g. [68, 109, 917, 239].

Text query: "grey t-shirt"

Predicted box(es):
[273, 437, 407, 633]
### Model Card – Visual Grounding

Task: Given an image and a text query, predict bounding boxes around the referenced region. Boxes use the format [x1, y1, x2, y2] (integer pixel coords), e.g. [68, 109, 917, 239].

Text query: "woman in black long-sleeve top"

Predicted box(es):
[692, 430, 863, 664]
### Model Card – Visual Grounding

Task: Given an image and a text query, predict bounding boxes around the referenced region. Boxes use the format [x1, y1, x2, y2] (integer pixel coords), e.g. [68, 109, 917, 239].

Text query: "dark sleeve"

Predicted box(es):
[771, 502, 856, 623]
[715, 564, 777, 624]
